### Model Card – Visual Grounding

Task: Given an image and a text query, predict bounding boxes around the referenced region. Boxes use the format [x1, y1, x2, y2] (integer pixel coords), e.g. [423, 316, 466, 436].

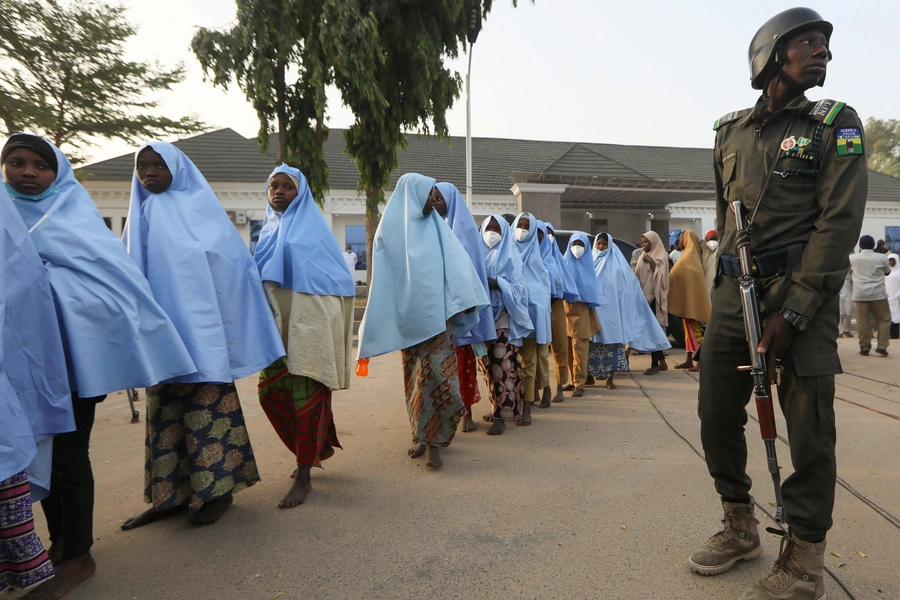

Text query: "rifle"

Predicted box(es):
[731, 200, 786, 529]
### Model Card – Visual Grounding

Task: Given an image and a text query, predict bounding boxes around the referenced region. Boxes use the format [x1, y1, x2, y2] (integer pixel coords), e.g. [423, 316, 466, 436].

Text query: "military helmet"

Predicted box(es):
[748, 7, 833, 90]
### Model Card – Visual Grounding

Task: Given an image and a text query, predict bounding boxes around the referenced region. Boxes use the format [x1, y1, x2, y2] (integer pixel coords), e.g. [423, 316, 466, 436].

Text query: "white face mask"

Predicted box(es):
[548, 233, 555, 243]
[571, 245, 585, 259]
[706, 240, 719, 251]
[483, 231, 502, 248]
[592, 249, 601, 259]
[514, 227, 529, 242]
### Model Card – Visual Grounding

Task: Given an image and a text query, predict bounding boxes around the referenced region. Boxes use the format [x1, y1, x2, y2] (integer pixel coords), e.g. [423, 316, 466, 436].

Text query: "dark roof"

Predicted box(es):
[78, 128, 900, 203]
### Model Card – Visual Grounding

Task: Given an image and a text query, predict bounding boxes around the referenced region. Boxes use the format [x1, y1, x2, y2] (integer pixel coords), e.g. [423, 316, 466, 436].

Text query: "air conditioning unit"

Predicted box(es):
[226, 210, 248, 225]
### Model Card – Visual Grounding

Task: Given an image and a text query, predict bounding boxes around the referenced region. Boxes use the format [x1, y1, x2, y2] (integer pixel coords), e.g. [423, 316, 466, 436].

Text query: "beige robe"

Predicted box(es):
[264, 281, 354, 391]
[668, 231, 711, 322]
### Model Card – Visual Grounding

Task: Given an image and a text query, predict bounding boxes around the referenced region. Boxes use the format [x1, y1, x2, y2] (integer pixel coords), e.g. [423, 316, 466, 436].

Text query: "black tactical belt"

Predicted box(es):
[719, 243, 806, 278]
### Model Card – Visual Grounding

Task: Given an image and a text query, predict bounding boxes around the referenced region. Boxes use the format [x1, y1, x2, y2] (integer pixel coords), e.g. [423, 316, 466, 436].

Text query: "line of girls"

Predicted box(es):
[357, 173, 671, 469]
[0, 134, 354, 599]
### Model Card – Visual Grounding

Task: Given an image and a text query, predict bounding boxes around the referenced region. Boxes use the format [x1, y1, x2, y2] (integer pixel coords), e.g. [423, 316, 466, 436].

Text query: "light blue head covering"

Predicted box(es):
[513, 212, 552, 343]
[7, 135, 196, 396]
[536, 220, 564, 300]
[563, 232, 602, 307]
[545, 222, 579, 302]
[480, 215, 534, 346]
[0, 186, 73, 497]
[124, 142, 284, 383]
[435, 182, 495, 346]
[591, 232, 670, 352]
[358, 174, 490, 359]
[255, 164, 356, 297]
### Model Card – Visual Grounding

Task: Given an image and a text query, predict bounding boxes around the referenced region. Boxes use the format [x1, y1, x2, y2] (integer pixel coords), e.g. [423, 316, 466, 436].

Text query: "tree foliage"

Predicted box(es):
[865, 117, 900, 178]
[0, 0, 205, 163]
[192, 0, 382, 205]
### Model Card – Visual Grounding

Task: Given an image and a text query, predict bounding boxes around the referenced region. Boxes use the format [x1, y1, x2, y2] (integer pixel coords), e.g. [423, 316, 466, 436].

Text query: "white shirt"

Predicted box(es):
[343, 251, 358, 273]
[849, 250, 890, 301]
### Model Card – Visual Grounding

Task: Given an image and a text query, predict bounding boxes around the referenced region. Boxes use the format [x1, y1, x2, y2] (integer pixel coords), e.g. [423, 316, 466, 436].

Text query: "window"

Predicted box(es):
[103, 217, 112, 230]
[249, 220, 264, 255]
[345, 225, 366, 270]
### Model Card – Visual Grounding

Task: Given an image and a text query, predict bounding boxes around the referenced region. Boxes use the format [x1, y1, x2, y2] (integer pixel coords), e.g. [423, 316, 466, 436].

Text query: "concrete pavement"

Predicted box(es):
[14, 336, 899, 599]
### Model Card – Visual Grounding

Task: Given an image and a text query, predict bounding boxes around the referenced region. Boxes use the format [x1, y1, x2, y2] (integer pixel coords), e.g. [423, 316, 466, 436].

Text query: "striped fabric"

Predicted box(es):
[0, 471, 54, 591]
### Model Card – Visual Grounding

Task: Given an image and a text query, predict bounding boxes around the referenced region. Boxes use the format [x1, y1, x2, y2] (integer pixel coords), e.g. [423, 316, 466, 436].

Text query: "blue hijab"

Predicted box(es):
[358, 174, 490, 359]
[124, 142, 284, 383]
[536, 220, 564, 300]
[546, 223, 580, 302]
[480, 215, 534, 346]
[563, 232, 602, 307]
[591, 232, 670, 352]
[435, 182, 495, 346]
[255, 164, 355, 297]
[8, 136, 196, 396]
[513, 212, 552, 343]
[0, 186, 73, 495]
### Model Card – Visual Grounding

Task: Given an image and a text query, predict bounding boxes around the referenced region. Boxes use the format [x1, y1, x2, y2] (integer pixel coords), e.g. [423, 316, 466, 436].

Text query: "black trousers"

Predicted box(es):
[891, 322, 899, 339]
[41, 394, 101, 561]
[698, 334, 836, 543]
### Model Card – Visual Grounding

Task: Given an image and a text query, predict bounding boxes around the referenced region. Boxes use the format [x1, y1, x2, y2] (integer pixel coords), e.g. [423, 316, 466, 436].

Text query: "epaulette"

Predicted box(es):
[713, 109, 751, 131]
[806, 99, 847, 125]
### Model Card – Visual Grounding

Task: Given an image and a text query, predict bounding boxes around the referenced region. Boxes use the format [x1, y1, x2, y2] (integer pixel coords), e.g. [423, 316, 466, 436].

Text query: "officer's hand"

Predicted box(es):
[757, 315, 794, 385]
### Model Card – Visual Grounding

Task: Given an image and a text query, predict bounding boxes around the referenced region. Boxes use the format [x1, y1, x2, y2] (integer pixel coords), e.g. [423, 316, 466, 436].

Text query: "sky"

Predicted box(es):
[90, 0, 900, 164]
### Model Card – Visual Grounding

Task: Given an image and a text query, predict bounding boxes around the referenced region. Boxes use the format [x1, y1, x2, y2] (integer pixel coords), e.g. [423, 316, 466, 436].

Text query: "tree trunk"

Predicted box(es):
[365, 186, 381, 289]
[275, 60, 287, 163]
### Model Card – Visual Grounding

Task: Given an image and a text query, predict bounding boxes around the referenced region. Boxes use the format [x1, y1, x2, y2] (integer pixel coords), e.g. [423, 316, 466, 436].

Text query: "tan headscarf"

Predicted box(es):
[634, 230, 669, 326]
[668, 230, 711, 322]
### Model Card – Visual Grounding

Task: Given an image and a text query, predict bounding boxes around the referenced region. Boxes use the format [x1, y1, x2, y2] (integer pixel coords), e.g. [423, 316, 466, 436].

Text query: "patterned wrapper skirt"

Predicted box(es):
[258, 359, 342, 467]
[587, 343, 629, 378]
[144, 382, 260, 509]
[402, 329, 466, 447]
[0, 471, 54, 591]
[454, 345, 482, 410]
[479, 329, 524, 420]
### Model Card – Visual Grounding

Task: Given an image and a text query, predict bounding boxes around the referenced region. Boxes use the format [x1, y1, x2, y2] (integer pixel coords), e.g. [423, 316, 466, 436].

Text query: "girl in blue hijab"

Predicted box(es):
[589, 232, 670, 390]
[255, 164, 356, 508]
[433, 182, 495, 432]
[0, 185, 72, 593]
[478, 215, 534, 435]
[3, 134, 196, 598]
[121, 142, 285, 530]
[543, 223, 579, 402]
[561, 232, 602, 397]
[512, 212, 552, 417]
[358, 173, 489, 469]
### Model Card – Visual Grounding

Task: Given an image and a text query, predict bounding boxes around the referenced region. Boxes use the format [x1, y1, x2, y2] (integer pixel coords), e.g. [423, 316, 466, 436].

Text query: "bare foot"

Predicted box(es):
[279, 467, 311, 508]
[517, 402, 532, 426]
[552, 385, 564, 403]
[606, 381, 617, 390]
[121, 503, 189, 531]
[47, 540, 63, 565]
[674, 361, 693, 369]
[462, 414, 477, 432]
[584, 376, 595, 386]
[572, 387, 584, 397]
[644, 367, 659, 375]
[408, 443, 426, 458]
[561, 384, 575, 391]
[689, 365, 700, 372]
[425, 445, 442, 468]
[539, 386, 552, 409]
[487, 419, 505, 435]
[22, 553, 96, 600]
[319, 444, 335, 461]
[482, 412, 493, 423]
[189, 493, 233, 525]
[658, 359, 669, 371]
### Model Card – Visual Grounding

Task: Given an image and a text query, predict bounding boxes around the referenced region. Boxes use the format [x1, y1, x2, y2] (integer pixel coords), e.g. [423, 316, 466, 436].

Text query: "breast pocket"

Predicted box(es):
[721, 151, 737, 201]
[767, 157, 817, 213]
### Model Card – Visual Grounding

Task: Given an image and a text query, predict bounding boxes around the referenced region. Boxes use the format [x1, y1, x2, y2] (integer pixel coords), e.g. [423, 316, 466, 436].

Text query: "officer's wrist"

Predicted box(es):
[778, 307, 809, 332]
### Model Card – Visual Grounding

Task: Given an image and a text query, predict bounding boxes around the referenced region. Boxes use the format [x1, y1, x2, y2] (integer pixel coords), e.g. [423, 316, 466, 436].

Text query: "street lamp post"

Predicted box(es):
[465, 5, 482, 207]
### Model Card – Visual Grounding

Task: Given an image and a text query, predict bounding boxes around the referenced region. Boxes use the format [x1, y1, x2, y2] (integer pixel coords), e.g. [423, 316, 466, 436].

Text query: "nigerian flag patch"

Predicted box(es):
[836, 127, 863, 156]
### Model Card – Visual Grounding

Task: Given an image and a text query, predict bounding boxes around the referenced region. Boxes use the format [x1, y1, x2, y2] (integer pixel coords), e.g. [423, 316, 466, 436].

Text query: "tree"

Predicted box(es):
[865, 117, 900, 178]
[192, 0, 382, 205]
[0, 0, 205, 163]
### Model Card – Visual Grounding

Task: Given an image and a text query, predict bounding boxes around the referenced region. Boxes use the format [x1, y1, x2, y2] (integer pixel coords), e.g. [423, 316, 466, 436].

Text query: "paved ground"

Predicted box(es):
[14, 336, 899, 600]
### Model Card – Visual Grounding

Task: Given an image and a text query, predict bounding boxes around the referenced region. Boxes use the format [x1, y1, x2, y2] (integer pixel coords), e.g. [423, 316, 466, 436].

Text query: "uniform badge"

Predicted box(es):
[796, 137, 811, 148]
[836, 127, 863, 156]
[780, 136, 797, 151]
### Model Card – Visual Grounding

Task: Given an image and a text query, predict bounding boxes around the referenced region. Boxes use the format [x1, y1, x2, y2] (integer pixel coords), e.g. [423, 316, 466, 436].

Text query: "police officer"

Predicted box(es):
[688, 9, 867, 600]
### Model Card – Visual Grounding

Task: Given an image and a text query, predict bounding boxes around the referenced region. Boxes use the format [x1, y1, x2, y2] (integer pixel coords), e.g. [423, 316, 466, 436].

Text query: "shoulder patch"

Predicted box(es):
[807, 99, 846, 125]
[835, 127, 863, 156]
[713, 109, 751, 131]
